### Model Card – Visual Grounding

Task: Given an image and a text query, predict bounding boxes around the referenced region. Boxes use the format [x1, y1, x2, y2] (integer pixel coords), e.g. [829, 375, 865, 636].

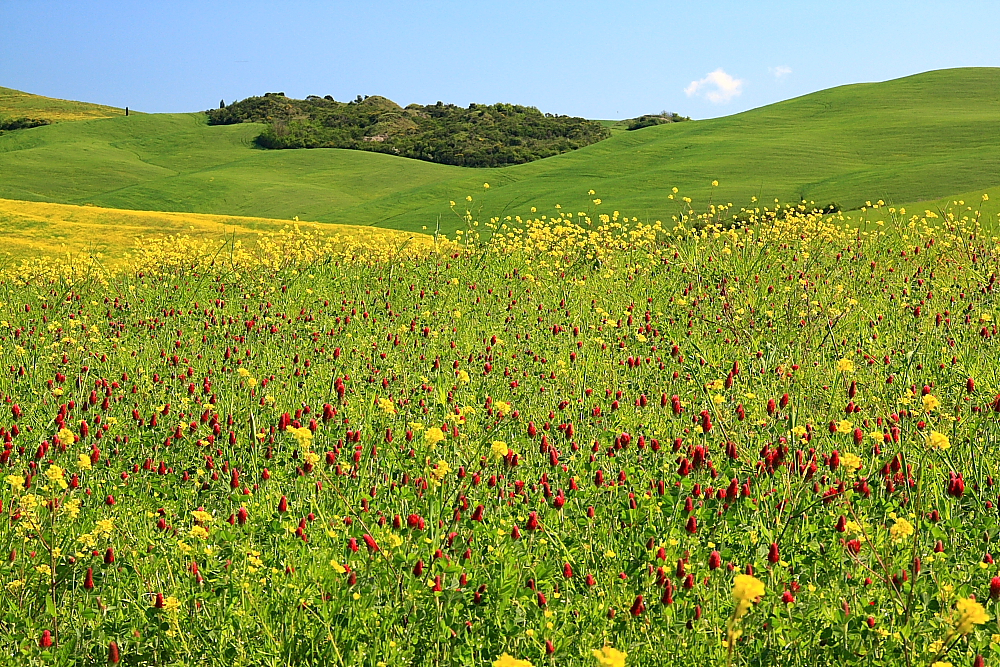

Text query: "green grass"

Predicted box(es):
[1, 67, 999, 234]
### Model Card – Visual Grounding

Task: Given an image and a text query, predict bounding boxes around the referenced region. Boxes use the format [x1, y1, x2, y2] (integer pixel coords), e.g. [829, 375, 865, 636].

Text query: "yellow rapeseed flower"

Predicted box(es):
[424, 427, 445, 448]
[592, 646, 627, 667]
[377, 397, 397, 415]
[733, 574, 765, 618]
[45, 465, 68, 490]
[491, 441, 509, 459]
[922, 394, 941, 412]
[840, 452, 862, 473]
[77, 453, 92, 470]
[889, 518, 914, 542]
[927, 431, 950, 451]
[190, 525, 209, 540]
[429, 460, 451, 481]
[192, 510, 213, 524]
[837, 358, 855, 373]
[57, 428, 76, 445]
[288, 426, 313, 448]
[954, 597, 989, 634]
[493, 655, 533, 667]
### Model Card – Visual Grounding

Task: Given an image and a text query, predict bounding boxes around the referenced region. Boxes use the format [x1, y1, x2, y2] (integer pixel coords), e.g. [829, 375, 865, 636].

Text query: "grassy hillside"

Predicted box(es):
[1, 68, 999, 234]
[0, 86, 123, 123]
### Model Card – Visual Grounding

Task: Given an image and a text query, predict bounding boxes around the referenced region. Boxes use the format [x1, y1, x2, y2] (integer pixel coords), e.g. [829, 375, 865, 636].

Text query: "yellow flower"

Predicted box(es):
[931, 662, 953, 667]
[429, 460, 451, 481]
[57, 428, 76, 445]
[63, 497, 81, 518]
[35, 564, 52, 577]
[457, 370, 471, 384]
[161, 596, 181, 613]
[927, 431, 950, 451]
[192, 510, 213, 524]
[95, 519, 115, 536]
[493, 400, 511, 416]
[45, 465, 68, 490]
[733, 574, 765, 618]
[491, 441, 509, 459]
[492, 654, 533, 667]
[303, 451, 320, 466]
[592, 646, 627, 667]
[954, 597, 989, 634]
[712, 180, 719, 187]
[483, 183, 490, 189]
[836, 420, 853, 435]
[840, 452, 862, 472]
[889, 518, 914, 542]
[377, 397, 397, 415]
[734, 574, 765, 603]
[424, 427, 445, 447]
[5, 474, 25, 491]
[837, 358, 855, 373]
[190, 525, 209, 540]
[77, 453, 92, 470]
[329, 559, 347, 574]
[922, 394, 941, 412]
[288, 426, 313, 448]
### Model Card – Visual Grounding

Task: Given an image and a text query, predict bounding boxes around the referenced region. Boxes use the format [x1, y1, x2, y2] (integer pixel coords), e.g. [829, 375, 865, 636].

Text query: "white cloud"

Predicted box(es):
[684, 69, 744, 104]
[770, 66, 792, 79]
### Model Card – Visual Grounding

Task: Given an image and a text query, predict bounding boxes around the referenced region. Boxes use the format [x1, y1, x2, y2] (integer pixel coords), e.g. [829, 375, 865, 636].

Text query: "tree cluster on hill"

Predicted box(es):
[205, 93, 611, 167]
[624, 111, 690, 130]
[0, 117, 51, 134]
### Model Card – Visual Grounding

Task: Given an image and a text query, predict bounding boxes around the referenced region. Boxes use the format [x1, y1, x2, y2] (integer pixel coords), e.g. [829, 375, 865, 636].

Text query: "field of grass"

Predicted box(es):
[0, 86, 123, 123]
[2, 68, 1000, 235]
[0, 198, 435, 266]
[3, 200, 1000, 666]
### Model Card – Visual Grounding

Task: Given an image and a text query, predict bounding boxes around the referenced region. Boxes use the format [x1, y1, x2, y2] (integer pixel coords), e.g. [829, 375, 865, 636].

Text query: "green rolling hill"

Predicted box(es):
[1, 67, 999, 234]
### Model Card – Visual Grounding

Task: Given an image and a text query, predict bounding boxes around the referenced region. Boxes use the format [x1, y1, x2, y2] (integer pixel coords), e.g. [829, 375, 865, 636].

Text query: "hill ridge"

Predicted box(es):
[1, 67, 998, 233]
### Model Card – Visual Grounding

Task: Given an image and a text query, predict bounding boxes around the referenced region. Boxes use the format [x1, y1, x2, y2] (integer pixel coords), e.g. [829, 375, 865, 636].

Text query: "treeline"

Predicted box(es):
[206, 93, 611, 167]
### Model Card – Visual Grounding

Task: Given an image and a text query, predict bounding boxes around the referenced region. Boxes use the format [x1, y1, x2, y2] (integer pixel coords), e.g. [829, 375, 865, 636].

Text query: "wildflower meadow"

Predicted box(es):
[3, 190, 1000, 667]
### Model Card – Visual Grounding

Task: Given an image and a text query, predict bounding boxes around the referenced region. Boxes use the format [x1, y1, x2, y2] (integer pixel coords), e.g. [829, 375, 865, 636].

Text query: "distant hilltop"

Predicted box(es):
[206, 93, 686, 168]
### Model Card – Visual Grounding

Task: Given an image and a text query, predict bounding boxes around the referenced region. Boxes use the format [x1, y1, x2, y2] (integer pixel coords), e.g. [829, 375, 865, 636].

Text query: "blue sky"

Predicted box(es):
[2, 0, 998, 120]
